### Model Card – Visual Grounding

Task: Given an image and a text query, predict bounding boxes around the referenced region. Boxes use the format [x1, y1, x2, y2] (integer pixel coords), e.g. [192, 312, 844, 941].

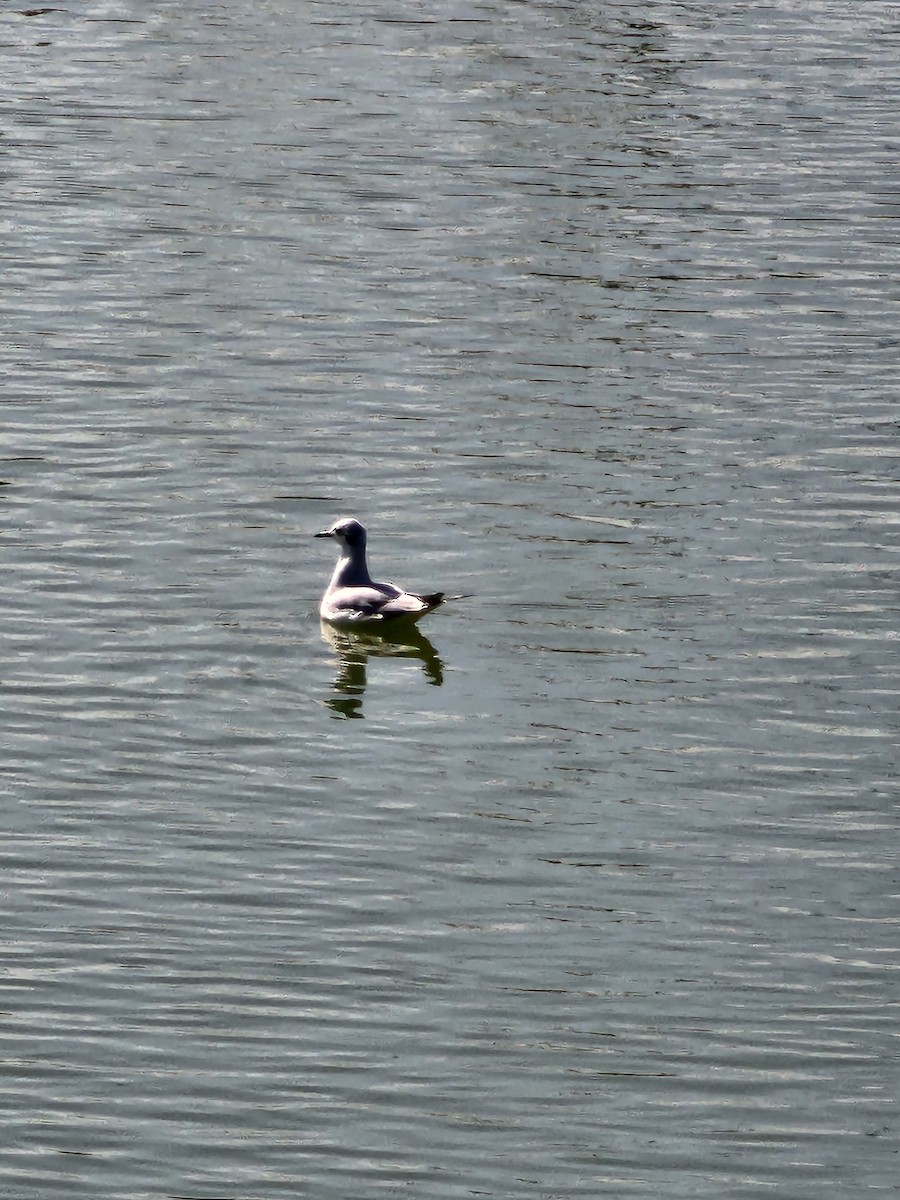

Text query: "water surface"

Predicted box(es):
[1, 2, 897, 1198]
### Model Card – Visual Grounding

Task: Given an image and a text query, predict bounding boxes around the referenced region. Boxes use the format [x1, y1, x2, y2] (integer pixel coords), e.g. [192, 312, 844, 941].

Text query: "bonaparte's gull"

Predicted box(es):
[315, 517, 444, 626]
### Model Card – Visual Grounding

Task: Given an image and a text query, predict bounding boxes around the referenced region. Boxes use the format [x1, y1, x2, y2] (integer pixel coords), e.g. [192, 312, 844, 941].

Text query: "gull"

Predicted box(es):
[314, 517, 445, 626]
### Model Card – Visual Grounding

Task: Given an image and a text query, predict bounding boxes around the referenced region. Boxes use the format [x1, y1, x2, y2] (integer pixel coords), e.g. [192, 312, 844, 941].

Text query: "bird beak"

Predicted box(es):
[314, 529, 333, 539]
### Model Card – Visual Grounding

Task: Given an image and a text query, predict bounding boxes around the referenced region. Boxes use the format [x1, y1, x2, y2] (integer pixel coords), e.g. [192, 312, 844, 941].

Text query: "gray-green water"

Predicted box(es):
[2, 2, 897, 1197]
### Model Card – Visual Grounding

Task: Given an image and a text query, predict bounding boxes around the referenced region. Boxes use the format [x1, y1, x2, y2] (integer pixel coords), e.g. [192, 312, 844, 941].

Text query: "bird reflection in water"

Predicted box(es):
[320, 621, 444, 719]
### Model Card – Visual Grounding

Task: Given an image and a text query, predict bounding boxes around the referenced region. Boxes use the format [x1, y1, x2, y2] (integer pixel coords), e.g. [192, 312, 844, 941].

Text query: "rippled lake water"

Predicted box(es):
[1, 2, 897, 1197]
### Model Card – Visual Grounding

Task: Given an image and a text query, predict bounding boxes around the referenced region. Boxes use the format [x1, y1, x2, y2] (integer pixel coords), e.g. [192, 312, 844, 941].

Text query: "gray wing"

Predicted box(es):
[324, 584, 442, 624]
